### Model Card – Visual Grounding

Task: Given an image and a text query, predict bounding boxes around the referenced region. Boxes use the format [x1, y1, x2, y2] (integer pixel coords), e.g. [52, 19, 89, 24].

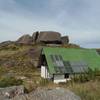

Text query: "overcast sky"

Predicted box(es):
[0, 0, 100, 48]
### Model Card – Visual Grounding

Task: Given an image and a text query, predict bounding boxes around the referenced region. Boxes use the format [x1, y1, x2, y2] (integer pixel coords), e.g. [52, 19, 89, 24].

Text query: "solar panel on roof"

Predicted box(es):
[54, 66, 60, 73]
[55, 55, 59, 61]
[50, 55, 68, 74]
[57, 55, 63, 61]
[56, 61, 64, 67]
[54, 66, 65, 74]
[54, 61, 72, 74]
[70, 61, 88, 73]
[50, 55, 55, 63]
[50, 55, 88, 74]
[50, 55, 64, 67]
[58, 55, 64, 67]
[63, 61, 73, 73]
[59, 55, 63, 60]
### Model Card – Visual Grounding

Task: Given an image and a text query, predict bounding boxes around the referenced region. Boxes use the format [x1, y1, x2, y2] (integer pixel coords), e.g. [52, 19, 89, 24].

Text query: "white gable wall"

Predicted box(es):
[41, 66, 50, 78]
[41, 66, 45, 78]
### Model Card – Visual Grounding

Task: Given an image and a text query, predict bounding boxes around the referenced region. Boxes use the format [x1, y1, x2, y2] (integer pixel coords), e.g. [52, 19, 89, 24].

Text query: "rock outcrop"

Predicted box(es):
[32, 31, 39, 42]
[34, 31, 61, 44]
[0, 87, 81, 100]
[16, 31, 69, 45]
[29, 88, 81, 100]
[16, 34, 33, 44]
[61, 36, 69, 44]
[0, 86, 24, 99]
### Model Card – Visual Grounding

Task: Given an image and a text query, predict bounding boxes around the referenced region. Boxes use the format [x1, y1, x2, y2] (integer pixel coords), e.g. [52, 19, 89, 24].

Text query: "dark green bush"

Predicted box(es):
[0, 77, 23, 87]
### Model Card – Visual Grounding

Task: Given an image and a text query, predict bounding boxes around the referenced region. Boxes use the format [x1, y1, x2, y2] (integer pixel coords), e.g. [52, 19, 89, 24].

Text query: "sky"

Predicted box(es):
[0, 0, 100, 48]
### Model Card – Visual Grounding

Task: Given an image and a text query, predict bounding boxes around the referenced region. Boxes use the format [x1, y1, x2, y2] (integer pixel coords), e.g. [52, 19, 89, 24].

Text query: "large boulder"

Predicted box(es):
[2, 87, 81, 100]
[16, 34, 33, 44]
[32, 31, 39, 42]
[32, 31, 62, 44]
[17, 31, 69, 45]
[29, 88, 81, 100]
[0, 86, 24, 99]
[61, 36, 69, 44]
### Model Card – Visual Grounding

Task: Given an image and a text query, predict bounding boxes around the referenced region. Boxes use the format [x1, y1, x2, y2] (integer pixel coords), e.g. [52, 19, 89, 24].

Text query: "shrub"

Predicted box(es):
[87, 68, 100, 81]
[72, 73, 88, 83]
[0, 76, 23, 87]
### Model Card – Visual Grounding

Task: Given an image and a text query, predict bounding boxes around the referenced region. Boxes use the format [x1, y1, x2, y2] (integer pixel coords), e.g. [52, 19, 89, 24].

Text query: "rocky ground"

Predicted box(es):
[0, 86, 81, 100]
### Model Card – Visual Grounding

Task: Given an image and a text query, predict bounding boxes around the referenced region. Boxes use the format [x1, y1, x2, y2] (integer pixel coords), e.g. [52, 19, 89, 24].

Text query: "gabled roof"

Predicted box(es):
[42, 47, 100, 74]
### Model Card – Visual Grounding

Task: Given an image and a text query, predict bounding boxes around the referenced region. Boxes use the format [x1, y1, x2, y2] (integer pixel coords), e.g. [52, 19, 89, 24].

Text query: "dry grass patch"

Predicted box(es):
[67, 80, 100, 100]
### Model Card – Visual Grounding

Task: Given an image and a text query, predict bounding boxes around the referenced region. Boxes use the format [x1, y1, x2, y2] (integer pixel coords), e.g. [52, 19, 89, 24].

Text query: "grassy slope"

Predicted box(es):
[0, 43, 100, 99]
[69, 81, 100, 100]
[0, 43, 42, 91]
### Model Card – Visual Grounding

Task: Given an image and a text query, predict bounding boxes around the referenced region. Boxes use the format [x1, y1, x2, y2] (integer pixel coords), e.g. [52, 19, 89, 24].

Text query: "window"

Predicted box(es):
[65, 74, 69, 78]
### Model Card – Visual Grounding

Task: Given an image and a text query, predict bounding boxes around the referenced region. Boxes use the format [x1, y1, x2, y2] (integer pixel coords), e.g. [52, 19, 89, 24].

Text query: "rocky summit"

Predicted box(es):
[16, 31, 69, 44]
[32, 31, 61, 44]
[16, 34, 33, 44]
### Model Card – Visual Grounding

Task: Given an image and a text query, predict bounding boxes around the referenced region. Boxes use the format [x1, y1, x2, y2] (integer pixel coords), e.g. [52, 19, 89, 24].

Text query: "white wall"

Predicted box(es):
[41, 66, 50, 79]
[54, 74, 66, 84]
[41, 66, 45, 78]
[54, 79, 66, 83]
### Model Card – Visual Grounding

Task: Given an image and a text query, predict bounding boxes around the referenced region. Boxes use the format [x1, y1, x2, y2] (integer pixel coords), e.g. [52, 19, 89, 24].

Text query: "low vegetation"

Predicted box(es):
[31, 69, 100, 100]
[68, 81, 100, 100]
[0, 76, 23, 88]
[0, 43, 100, 100]
[0, 65, 100, 100]
[62, 69, 100, 100]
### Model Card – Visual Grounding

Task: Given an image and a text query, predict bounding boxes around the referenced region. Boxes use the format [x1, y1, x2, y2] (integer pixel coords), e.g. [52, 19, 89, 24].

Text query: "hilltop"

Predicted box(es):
[0, 31, 80, 89]
[0, 31, 80, 69]
[0, 31, 100, 100]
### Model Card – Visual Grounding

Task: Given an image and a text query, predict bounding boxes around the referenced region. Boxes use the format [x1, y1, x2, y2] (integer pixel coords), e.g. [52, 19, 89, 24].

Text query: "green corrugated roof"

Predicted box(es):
[43, 47, 100, 74]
